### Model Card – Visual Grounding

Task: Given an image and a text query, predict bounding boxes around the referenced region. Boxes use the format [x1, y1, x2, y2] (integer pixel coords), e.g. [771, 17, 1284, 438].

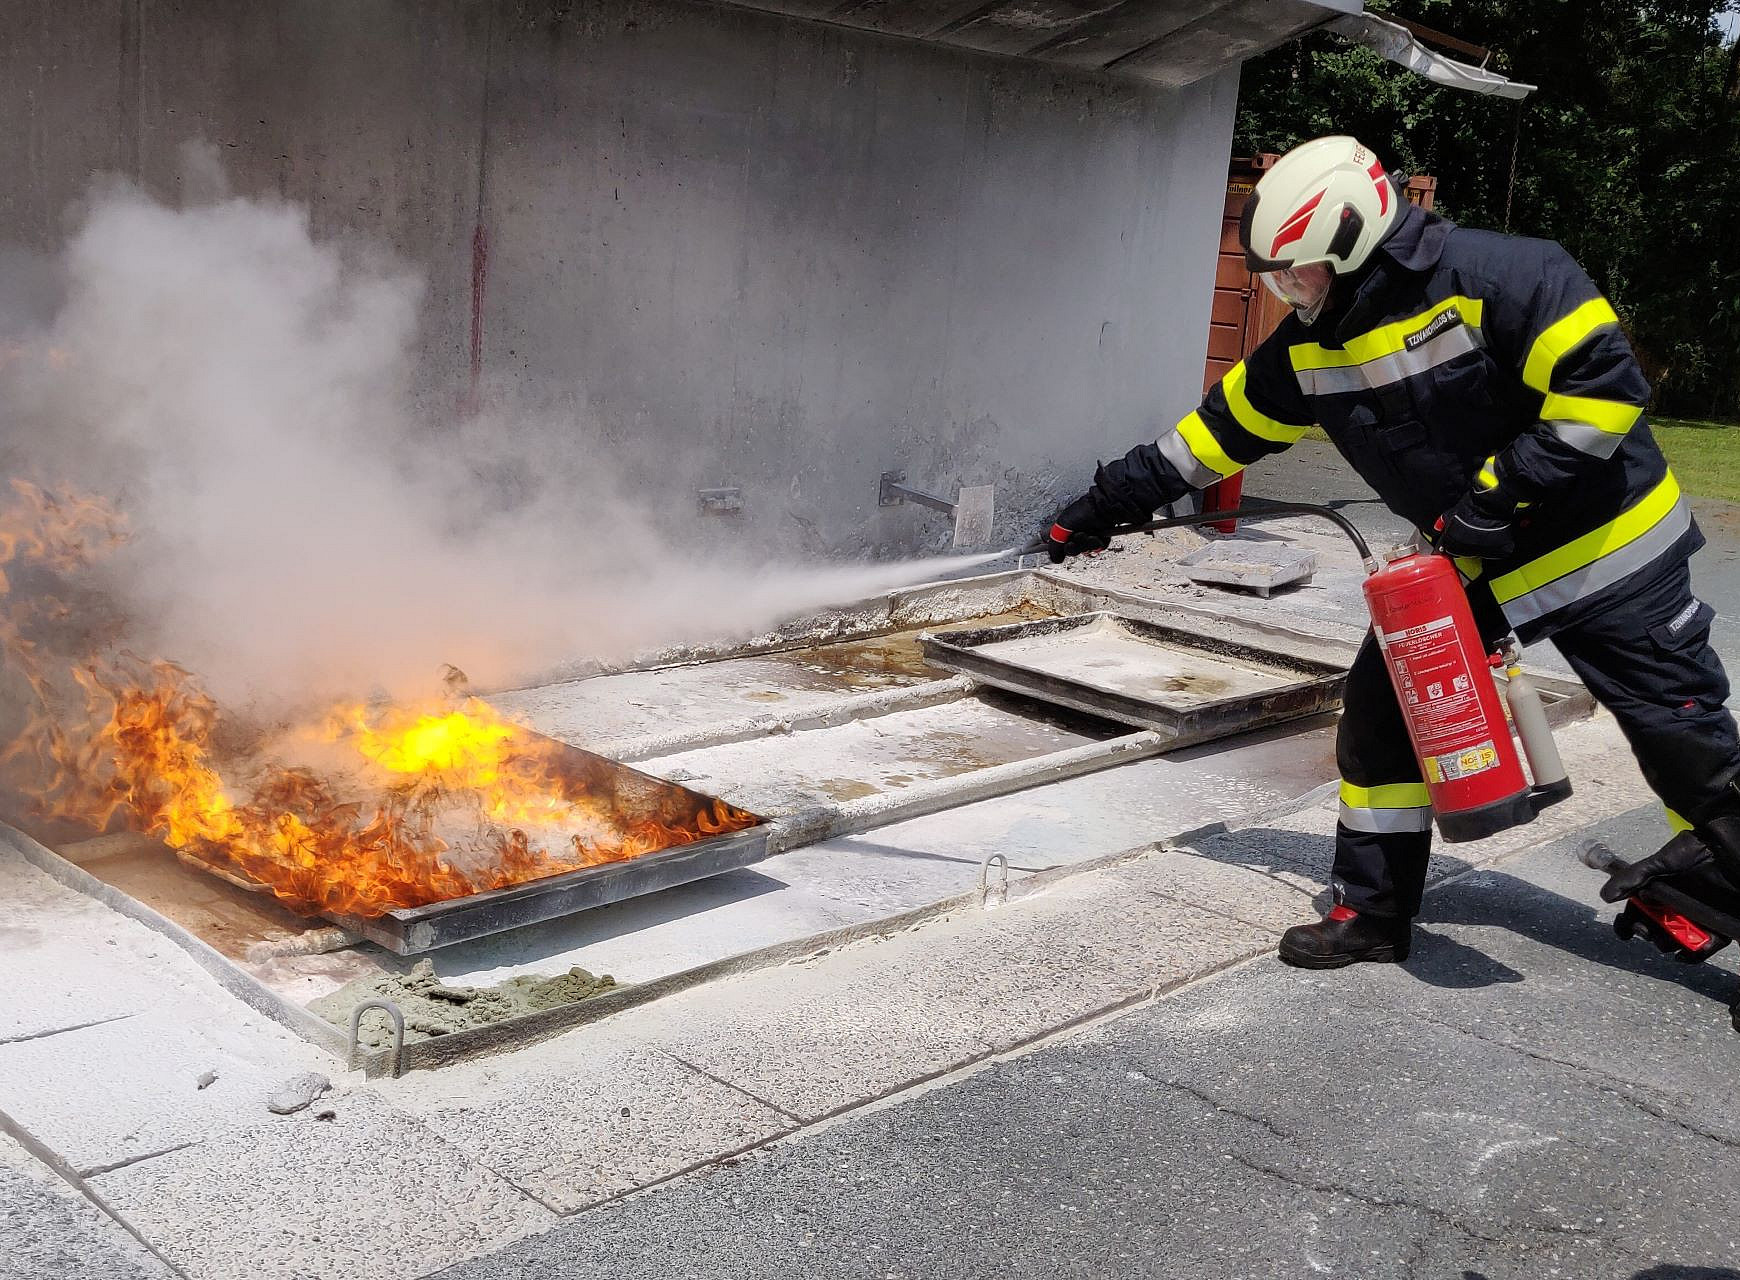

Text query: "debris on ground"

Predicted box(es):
[266, 1071, 332, 1115]
[310, 959, 618, 1046]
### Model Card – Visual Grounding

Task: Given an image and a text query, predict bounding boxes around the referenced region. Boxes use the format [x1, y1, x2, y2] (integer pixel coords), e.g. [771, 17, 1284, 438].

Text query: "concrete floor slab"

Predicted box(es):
[0, 851, 183, 1043]
[0, 1007, 328, 1176]
[643, 876, 1272, 1121]
[0, 934, 180, 1046]
[1100, 847, 1324, 934]
[0, 1131, 172, 1280]
[390, 1041, 796, 1213]
[90, 1091, 553, 1280]
[437, 809, 1740, 1280]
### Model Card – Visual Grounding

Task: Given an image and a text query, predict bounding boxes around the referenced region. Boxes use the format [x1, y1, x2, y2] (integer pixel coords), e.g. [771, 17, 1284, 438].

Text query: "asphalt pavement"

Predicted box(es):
[437, 807, 1740, 1280]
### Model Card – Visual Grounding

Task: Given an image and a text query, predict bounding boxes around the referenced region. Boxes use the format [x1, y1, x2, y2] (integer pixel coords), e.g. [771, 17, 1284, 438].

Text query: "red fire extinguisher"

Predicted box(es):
[1363, 551, 1570, 842]
[1028, 501, 1570, 843]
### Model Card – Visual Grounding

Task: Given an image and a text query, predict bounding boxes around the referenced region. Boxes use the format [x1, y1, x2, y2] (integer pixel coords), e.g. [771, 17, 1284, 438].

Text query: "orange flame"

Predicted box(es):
[0, 481, 756, 918]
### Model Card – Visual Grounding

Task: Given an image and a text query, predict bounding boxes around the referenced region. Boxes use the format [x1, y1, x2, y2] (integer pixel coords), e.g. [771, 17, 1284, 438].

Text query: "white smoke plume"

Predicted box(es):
[0, 173, 994, 721]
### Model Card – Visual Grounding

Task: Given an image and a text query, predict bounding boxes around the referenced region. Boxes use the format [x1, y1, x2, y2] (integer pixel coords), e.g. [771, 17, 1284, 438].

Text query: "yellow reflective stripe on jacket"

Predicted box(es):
[1475, 457, 1500, 490]
[1664, 806, 1693, 834]
[1175, 410, 1243, 479]
[1223, 361, 1308, 445]
[1489, 471, 1681, 606]
[1522, 297, 1619, 393]
[1289, 296, 1485, 372]
[1540, 391, 1641, 436]
[1340, 781, 1432, 809]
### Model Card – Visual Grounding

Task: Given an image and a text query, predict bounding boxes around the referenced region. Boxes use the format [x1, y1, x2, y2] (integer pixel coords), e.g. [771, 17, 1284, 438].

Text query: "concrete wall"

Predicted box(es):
[1, 0, 1240, 553]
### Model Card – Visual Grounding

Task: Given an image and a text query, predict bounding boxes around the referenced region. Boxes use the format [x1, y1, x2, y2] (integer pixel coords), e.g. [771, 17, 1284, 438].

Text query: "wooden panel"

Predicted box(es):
[1205, 325, 1243, 362]
[1210, 290, 1246, 327]
[1203, 356, 1235, 394]
[1214, 254, 1251, 290]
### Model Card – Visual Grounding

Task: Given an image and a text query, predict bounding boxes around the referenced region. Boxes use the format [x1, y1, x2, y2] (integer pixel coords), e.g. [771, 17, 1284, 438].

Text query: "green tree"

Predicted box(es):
[1236, 0, 1740, 417]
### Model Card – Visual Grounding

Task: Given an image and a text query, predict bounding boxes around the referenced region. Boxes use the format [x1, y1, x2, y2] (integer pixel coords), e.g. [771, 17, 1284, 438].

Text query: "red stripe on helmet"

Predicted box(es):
[1269, 190, 1325, 257]
[1367, 159, 1389, 215]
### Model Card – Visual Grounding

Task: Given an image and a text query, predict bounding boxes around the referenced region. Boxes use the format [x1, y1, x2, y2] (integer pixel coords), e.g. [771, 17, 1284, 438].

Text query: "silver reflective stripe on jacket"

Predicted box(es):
[1156, 428, 1219, 489]
[1498, 497, 1692, 629]
[1338, 801, 1434, 834]
[1294, 321, 1485, 398]
[1545, 417, 1626, 459]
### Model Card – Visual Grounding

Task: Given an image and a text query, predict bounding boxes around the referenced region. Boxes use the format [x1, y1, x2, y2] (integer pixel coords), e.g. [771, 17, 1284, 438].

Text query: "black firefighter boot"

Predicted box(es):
[1278, 905, 1412, 969]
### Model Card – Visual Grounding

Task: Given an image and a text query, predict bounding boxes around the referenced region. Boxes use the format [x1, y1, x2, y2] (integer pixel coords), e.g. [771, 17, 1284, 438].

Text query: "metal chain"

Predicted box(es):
[1504, 99, 1523, 231]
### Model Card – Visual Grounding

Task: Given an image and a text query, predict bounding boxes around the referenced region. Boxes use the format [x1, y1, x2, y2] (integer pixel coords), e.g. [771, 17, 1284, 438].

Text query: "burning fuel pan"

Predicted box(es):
[920, 612, 1346, 743]
[167, 724, 769, 956]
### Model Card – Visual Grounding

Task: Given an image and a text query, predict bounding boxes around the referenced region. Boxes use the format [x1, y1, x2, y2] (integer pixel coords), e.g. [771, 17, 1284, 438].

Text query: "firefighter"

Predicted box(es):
[1044, 135, 1740, 981]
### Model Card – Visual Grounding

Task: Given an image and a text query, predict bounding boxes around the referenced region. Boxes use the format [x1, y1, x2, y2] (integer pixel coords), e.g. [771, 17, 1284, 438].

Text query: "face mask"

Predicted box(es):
[1260, 267, 1332, 325]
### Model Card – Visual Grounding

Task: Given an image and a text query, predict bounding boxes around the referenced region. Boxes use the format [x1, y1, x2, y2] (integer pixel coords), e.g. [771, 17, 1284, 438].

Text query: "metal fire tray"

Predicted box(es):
[162, 716, 769, 955]
[326, 820, 772, 955]
[919, 612, 1345, 744]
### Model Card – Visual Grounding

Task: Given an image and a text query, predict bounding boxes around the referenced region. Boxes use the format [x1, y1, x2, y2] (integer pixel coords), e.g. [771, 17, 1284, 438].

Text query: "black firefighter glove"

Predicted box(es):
[1042, 494, 1114, 564]
[1434, 487, 1518, 561]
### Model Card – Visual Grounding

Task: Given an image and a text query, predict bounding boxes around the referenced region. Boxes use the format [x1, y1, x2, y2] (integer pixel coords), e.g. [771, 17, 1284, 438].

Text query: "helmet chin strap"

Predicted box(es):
[1296, 286, 1332, 326]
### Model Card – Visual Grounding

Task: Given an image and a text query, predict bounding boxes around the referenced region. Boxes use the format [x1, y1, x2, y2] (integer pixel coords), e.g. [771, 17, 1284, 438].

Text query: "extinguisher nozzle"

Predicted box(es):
[1578, 839, 1623, 874]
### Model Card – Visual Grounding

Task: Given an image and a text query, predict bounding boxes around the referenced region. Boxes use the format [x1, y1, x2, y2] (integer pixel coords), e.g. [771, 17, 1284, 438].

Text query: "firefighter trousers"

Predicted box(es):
[1333, 559, 1740, 919]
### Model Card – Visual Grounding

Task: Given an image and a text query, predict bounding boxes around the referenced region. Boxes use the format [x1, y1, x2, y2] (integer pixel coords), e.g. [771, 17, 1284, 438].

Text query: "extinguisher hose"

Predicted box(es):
[1105, 502, 1376, 566]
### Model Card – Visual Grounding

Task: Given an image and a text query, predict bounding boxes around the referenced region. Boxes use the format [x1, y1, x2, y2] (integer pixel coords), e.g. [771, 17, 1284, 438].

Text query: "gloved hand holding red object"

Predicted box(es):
[1434, 487, 1518, 560]
[1042, 494, 1113, 564]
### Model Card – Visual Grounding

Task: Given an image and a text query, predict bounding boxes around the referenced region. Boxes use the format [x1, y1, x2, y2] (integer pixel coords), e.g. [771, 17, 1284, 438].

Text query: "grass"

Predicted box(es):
[1648, 417, 1740, 503]
[1291, 418, 1740, 503]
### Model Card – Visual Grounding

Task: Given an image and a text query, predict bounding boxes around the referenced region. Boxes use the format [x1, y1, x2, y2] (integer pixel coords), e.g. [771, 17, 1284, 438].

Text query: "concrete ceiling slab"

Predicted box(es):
[708, 0, 1359, 85]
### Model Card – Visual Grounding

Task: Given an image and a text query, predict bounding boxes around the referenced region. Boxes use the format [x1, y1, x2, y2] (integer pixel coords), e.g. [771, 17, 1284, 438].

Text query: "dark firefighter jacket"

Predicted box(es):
[1088, 199, 1697, 642]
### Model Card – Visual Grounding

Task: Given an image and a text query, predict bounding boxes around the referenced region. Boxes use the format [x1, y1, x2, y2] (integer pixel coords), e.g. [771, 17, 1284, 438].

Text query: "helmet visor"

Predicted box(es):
[1259, 267, 1332, 325]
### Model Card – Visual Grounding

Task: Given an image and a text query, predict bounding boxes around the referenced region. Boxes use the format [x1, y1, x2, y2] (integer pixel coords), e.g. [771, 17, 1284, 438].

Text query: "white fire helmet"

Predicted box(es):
[1239, 135, 1405, 278]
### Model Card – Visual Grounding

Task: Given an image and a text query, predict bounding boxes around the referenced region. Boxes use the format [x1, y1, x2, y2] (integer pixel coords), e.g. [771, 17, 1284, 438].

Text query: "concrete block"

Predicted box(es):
[1178, 539, 1316, 597]
[391, 1042, 794, 1213]
[90, 1092, 553, 1280]
[644, 877, 1270, 1120]
[0, 1131, 173, 1280]
[0, 1008, 329, 1176]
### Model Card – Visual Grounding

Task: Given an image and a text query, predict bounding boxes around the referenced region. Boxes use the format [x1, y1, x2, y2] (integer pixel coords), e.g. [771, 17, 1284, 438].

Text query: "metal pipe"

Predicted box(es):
[765, 730, 1169, 853]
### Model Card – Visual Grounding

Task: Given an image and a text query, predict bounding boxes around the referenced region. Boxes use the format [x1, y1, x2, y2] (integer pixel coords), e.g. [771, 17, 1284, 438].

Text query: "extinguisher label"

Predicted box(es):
[1425, 740, 1502, 783]
[1375, 613, 1494, 756]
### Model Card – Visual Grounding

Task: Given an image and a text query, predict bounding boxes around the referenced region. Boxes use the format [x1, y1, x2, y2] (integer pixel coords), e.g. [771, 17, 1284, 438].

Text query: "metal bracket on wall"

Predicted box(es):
[697, 487, 744, 515]
[879, 469, 995, 547]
